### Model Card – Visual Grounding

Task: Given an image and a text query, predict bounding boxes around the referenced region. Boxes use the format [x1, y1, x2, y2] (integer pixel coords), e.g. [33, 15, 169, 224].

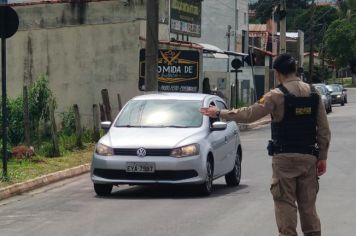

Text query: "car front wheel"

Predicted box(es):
[94, 183, 113, 196]
[198, 158, 213, 196]
[225, 149, 241, 186]
[327, 103, 332, 113]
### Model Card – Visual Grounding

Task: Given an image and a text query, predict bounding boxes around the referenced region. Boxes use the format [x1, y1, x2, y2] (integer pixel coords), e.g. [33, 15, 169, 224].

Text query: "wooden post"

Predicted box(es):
[73, 104, 83, 148]
[23, 86, 30, 146]
[250, 88, 255, 104]
[117, 93, 122, 112]
[49, 99, 60, 157]
[231, 85, 236, 108]
[101, 89, 112, 121]
[99, 103, 106, 121]
[92, 104, 100, 142]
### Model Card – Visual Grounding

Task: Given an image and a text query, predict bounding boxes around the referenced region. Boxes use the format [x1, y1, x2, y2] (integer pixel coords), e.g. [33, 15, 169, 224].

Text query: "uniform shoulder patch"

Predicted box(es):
[258, 96, 265, 104]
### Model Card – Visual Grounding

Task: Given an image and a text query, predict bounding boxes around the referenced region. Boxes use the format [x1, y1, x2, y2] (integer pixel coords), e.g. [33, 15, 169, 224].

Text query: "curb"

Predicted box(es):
[0, 163, 90, 201]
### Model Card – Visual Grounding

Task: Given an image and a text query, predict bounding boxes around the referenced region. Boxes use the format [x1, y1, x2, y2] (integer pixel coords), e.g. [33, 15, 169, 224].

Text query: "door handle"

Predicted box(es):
[225, 136, 228, 143]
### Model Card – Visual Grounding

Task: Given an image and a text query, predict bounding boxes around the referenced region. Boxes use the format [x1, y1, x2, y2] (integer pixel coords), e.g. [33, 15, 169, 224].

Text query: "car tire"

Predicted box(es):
[94, 183, 113, 196]
[198, 158, 214, 196]
[225, 149, 242, 186]
[328, 104, 332, 113]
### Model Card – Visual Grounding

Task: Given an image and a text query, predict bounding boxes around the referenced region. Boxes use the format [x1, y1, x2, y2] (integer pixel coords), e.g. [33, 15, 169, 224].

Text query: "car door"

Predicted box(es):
[216, 100, 238, 174]
[205, 99, 227, 177]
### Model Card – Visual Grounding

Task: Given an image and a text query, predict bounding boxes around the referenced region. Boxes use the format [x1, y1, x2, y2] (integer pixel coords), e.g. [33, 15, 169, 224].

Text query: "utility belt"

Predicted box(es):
[267, 140, 319, 157]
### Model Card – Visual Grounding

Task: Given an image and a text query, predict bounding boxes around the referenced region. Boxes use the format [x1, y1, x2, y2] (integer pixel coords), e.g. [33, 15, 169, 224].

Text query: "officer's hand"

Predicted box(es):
[317, 160, 327, 176]
[200, 106, 218, 118]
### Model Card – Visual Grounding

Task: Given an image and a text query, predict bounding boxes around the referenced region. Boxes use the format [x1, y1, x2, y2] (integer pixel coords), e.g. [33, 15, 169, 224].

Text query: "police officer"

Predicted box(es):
[200, 53, 331, 236]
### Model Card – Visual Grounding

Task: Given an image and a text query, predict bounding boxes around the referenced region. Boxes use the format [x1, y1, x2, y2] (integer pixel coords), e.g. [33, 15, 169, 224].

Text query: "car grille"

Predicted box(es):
[93, 168, 198, 181]
[113, 148, 171, 156]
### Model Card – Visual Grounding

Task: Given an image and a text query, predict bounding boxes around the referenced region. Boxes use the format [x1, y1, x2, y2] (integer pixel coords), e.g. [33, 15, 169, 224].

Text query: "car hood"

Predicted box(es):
[100, 127, 205, 149]
[330, 91, 342, 96]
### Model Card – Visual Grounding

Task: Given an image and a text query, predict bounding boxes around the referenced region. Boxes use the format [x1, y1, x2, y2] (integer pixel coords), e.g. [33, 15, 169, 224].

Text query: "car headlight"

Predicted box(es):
[95, 143, 114, 156]
[337, 95, 341, 98]
[170, 144, 200, 158]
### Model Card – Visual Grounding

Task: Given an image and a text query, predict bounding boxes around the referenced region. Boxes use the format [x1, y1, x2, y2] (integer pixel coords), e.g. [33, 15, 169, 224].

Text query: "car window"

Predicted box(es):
[216, 100, 228, 121]
[208, 101, 219, 126]
[115, 99, 203, 128]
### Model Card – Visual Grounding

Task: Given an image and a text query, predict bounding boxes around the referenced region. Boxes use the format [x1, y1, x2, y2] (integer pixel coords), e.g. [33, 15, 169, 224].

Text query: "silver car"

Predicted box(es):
[91, 93, 242, 196]
[313, 84, 332, 113]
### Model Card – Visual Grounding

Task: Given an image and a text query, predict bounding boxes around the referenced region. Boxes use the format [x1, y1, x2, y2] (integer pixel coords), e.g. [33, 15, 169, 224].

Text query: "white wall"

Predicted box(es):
[4, 0, 169, 127]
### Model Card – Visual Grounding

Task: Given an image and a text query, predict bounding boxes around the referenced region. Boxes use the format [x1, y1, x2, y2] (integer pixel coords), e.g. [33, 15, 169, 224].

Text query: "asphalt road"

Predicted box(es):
[1, 89, 356, 236]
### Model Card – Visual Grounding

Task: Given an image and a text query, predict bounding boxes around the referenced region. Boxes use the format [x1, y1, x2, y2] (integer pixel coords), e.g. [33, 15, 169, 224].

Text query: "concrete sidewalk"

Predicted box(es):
[0, 116, 271, 201]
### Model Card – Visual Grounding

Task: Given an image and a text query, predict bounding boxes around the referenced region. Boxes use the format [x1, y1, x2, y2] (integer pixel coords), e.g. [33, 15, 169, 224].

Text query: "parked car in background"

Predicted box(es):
[91, 93, 242, 196]
[335, 84, 348, 104]
[326, 84, 345, 106]
[313, 83, 332, 113]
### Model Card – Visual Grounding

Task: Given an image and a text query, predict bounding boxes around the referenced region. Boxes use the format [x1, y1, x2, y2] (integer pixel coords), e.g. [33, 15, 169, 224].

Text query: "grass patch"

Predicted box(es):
[0, 144, 94, 189]
[327, 77, 356, 87]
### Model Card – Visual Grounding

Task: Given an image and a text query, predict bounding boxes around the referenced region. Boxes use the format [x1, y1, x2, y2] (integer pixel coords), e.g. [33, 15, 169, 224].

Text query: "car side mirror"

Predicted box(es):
[211, 121, 227, 131]
[101, 121, 112, 132]
[343, 88, 347, 92]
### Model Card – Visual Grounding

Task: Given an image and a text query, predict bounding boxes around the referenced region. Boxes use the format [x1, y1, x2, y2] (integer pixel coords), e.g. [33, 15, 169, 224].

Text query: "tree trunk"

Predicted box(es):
[73, 104, 83, 148]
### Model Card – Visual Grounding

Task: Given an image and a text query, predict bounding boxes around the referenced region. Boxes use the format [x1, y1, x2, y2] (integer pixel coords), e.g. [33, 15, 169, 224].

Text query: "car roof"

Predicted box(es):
[313, 83, 326, 87]
[131, 92, 218, 101]
[327, 84, 341, 87]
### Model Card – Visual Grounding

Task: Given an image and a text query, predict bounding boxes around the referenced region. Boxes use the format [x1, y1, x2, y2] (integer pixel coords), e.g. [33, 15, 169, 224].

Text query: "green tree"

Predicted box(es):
[294, 5, 338, 48]
[250, 0, 310, 24]
[324, 18, 356, 85]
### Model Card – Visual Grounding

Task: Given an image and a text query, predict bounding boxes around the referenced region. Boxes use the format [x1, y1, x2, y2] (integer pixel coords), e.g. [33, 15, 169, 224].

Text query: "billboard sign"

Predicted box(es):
[139, 49, 200, 92]
[170, 0, 202, 37]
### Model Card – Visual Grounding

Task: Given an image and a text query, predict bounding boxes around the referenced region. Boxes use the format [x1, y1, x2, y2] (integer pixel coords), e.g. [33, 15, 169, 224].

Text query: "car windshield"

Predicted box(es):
[115, 99, 203, 128]
[315, 86, 325, 95]
[326, 85, 341, 92]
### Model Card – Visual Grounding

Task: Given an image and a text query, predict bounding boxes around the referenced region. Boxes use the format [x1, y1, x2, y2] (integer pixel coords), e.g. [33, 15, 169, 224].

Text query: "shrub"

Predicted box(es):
[29, 76, 54, 143]
[0, 76, 55, 147]
[60, 108, 76, 136]
[37, 141, 65, 157]
[59, 134, 77, 151]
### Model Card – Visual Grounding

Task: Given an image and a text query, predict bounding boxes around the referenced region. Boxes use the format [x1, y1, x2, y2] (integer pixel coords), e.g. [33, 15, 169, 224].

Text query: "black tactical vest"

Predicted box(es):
[270, 84, 319, 155]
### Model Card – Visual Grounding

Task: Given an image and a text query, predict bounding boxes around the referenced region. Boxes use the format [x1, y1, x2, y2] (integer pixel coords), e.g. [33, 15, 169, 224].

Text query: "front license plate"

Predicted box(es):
[126, 162, 155, 173]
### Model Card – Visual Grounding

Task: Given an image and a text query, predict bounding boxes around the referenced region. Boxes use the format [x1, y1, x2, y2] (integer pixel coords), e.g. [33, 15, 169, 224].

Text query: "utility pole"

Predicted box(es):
[226, 25, 232, 72]
[145, 0, 159, 91]
[279, 0, 287, 54]
[308, 0, 316, 83]
[272, 6, 278, 56]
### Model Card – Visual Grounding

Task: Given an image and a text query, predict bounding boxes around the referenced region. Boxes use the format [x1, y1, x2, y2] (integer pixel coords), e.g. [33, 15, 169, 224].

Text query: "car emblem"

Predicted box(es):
[136, 147, 147, 157]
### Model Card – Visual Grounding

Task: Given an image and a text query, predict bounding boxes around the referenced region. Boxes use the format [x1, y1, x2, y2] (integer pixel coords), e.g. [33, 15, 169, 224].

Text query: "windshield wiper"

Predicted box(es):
[115, 125, 141, 128]
[162, 125, 190, 128]
[115, 125, 191, 128]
